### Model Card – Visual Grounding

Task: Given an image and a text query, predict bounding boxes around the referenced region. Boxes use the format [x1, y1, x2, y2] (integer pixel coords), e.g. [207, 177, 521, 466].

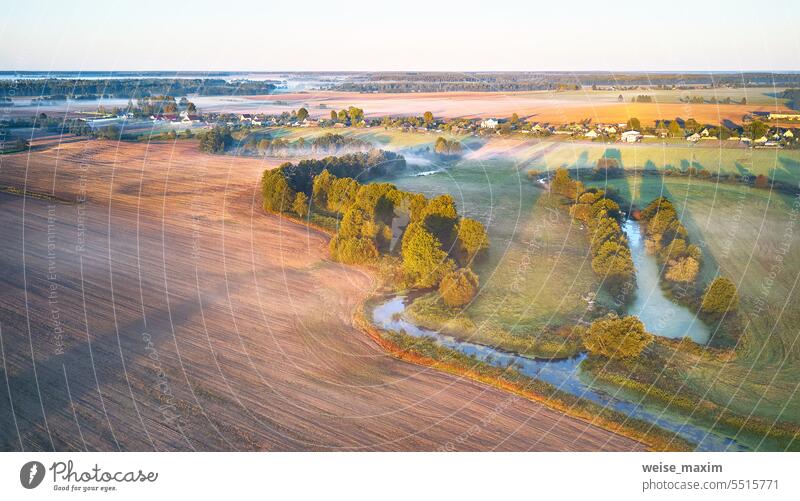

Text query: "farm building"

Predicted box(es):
[620, 130, 642, 143]
[480, 118, 499, 129]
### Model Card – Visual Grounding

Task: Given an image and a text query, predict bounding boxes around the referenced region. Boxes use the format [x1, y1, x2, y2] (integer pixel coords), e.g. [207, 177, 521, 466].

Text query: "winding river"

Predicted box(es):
[370, 220, 741, 451]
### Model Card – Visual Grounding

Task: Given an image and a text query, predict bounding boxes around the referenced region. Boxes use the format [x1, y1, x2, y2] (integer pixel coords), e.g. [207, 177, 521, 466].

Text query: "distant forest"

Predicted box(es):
[0, 78, 276, 98]
[328, 72, 800, 93]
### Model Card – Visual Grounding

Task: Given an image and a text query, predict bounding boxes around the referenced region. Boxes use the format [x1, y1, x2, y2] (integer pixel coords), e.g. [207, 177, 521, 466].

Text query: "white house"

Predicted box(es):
[687, 133, 702, 142]
[620, 130, 642, 143]
[585, 130, 599, 139]
[480, 118, 499, 129]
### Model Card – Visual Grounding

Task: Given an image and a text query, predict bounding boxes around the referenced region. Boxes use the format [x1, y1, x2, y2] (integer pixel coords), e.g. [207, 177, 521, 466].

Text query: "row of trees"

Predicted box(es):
[242, 133, 372, 156]
[329, 107, 365, 125]
[198, 126, 233, 153]
[639, 197, 703, 284]
[551, 168, 636, 302]
[433, 137, 463, 156]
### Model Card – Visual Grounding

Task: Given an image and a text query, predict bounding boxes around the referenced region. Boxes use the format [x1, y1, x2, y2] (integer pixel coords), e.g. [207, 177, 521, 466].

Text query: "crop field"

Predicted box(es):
[240, 89, 793, 125]
[584, 175, 800, 434]
[0, 137, 644, 451]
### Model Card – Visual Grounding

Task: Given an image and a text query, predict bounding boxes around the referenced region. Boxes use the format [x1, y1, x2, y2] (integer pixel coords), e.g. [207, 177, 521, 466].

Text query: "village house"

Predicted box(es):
[620, 130, 642, 143]
[480, 118, 499, 129]
[584, 130, 599, 139]
[687, 132, 702, 142]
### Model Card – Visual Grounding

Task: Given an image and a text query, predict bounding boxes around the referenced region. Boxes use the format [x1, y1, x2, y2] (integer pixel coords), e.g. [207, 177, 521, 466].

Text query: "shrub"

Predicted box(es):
[700, 277, 739, 317]
[583, 315, 653, 359]
[329, 236, 378, 264]
[439, 268, 479, 308]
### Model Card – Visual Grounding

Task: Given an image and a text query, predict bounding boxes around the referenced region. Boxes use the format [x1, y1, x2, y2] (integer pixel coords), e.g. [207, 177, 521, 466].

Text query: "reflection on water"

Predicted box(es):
[372, 296, 745, 451]
[624, 220, 711, 343]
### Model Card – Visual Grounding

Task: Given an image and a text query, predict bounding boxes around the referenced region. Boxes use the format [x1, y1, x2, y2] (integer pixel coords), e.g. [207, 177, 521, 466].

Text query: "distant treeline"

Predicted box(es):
[782, 89, 800, 109]
[242, 132, 372, 155]
[328, 72, 800, 93]
[0, 78, 276, 98]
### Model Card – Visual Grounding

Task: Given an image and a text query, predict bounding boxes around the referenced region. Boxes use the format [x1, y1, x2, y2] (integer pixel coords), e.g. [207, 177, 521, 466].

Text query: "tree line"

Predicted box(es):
[261, 151, 489, 307]
[551, 168, 636, 304]
[0, 78, 276, 99]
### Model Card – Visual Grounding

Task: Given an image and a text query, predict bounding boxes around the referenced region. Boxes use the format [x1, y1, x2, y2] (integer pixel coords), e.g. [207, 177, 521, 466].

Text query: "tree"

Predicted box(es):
[550, 167, 582, 199]
[665, 256, 700, 283]
[296, 107, 309, 122]
[583, 315, 653, 359]
[700, 277, 739, 317]
[401, 222, 454, 287]
[668, 120, 682, 138]
[329, 235, 378, 264]
[745, 120, 768, 140]
[456, 218, 490, 263]
[312, 169, 334, 207]
[198, 126, 232, 153]
[261, 171, 296, 213]
[423, 111, 434, 126]
[422, 194, 458, 246]
[330, 110, 337, 121]
[187, 102, 197, 113]
[293, 192, 309, 218]
[439, 268, 479, 308]
[327, 177, 359, 213]
[626, 117, 641, 131]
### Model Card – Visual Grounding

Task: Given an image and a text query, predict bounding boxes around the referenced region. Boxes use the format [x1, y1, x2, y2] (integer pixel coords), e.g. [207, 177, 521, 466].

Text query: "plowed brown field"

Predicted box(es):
[0, 137, 643, 451]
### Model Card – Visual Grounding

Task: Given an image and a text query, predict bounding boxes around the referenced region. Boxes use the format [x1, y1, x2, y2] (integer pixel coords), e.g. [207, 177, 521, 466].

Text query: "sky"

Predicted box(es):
[1, 0, 798, 72]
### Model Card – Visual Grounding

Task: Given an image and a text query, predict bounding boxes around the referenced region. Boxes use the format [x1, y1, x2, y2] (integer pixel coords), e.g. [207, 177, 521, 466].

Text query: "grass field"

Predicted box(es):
[255, 126, 800, 186]
[373, 159, 610, 358]
[582, 175, 800, 447]
[373, 154, 800, 448]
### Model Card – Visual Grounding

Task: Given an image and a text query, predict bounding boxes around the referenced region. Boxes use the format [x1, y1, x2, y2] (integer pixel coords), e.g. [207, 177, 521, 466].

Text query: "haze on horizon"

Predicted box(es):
[1, 0, 798, 72]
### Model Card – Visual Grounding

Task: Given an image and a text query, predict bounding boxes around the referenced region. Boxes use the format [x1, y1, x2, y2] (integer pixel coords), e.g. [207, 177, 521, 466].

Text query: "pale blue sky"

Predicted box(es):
[1, 0, 798, 71]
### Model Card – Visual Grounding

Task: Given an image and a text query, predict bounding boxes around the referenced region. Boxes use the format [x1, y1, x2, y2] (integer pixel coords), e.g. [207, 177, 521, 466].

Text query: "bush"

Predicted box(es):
[700, 277, 739, 317]
[583, 315, 653, 359]
[329, 236, 378, 264]
[439, 268, 479, 308]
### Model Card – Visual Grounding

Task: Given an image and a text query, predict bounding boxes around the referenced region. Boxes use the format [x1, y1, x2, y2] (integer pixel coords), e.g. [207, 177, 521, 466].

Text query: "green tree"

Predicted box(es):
[296, 107, 309, 122]
[456, 218, 489, 263]
[312, 169, 334, 208]
[583, 315, 653, 359]
[401, 222, 454, 287]
[700, 277, 739, 317]
[626, 117, 641, 131]
[668, 120, 682, 138]
[423, 111, 434, 125]
[439, 268, 479, 308]
[261, 171, 296, 213]
[293, 192, 309, 218]
[330, 110, 337, 121]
